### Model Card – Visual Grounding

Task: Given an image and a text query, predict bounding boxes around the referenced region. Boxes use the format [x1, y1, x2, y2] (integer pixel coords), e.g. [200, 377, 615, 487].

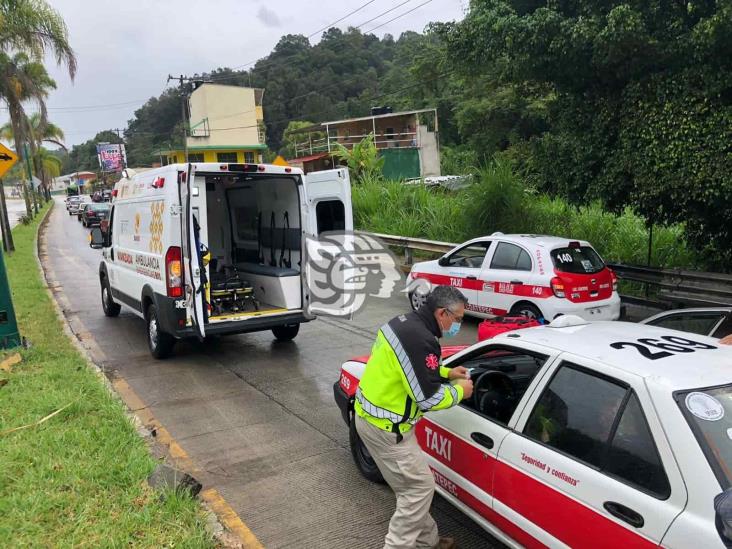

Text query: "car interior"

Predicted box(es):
[195, 173, 304, 322]
[455, 346, 549, 424]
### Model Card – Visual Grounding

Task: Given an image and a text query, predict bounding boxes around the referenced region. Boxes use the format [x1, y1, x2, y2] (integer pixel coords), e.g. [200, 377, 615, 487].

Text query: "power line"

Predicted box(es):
[201, 0, 430, 84]
[364, 0, 434, 34]
[307, 0, 379, 38]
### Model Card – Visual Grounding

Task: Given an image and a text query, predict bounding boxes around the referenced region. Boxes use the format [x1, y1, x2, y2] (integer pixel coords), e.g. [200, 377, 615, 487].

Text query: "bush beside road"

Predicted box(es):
[0, 203, 213, 547]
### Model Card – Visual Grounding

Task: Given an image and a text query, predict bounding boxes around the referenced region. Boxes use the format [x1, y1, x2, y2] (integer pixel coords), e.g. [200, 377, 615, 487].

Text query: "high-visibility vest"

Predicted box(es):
[355, 309, 464, 434]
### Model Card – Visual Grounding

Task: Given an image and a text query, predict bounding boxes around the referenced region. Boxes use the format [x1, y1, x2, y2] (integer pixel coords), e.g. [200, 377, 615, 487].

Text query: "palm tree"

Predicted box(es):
[0, 0, 76, 249]
[2, 113, 67, 200]
[0, 51, 56, 218]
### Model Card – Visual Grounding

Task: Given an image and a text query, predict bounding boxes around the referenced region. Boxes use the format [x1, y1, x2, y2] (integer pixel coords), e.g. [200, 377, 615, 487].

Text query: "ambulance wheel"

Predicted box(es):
[146, 304, 175, 359]
[509, 302, 542, 321]
[101, 280, 121, 317]
[272, 323, 299, 341]
[350, 419, 384, 484]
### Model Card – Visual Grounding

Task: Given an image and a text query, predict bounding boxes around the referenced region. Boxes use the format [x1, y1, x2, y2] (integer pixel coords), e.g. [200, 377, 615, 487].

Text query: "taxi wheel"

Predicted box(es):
[101, 279, 121, 317]
[146, 304, 175, 359]
[509, 302, 542, 321]
[409, 290, 427, 311]
[349, 419, 385, 484]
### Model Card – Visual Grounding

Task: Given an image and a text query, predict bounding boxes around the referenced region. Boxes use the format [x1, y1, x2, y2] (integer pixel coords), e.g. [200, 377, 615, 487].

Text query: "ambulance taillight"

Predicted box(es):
[551, 277, 566, 298]
[165, 246, 184, 298]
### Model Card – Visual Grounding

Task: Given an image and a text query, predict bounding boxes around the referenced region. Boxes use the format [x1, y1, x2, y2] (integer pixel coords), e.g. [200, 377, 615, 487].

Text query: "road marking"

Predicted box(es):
[37, 202, 265, 548]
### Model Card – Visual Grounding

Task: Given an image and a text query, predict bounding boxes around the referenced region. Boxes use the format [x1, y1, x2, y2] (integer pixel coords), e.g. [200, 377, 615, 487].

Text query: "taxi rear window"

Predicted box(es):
[551, 246, 605, 274]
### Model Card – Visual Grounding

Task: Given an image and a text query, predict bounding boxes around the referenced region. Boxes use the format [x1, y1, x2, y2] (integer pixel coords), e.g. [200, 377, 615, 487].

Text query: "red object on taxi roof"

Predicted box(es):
[477, 316, 542, 342]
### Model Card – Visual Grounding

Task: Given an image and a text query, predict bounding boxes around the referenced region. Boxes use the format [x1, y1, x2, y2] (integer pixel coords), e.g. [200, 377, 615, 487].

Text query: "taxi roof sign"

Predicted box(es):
[272, 155, 289, 167]
[0, 144, 18, 179]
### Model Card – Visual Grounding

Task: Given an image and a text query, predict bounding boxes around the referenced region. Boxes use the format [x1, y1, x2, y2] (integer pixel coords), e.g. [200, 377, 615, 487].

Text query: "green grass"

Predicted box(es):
[353, 163, 700, 269]
[0, 203, 214, 548]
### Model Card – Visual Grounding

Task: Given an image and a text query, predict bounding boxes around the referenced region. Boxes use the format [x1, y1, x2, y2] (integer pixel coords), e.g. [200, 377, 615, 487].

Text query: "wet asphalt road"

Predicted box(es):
[41, 198, 500, 549]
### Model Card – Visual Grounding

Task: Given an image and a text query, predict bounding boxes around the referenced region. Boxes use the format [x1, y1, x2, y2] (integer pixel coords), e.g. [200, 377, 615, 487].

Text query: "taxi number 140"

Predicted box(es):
[610, 335, 717, 360]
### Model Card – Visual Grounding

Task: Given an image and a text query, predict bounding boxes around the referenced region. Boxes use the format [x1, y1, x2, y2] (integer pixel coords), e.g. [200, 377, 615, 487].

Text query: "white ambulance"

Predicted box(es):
[90, 162, 352, 358]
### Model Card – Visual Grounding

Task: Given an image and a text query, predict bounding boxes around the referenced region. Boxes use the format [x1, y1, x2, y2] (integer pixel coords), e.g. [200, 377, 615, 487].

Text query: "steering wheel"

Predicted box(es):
[473, 371, 516, 422]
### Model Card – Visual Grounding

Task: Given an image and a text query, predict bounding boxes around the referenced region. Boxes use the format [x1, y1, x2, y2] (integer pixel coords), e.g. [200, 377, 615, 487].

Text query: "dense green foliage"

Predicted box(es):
[438, 0, 732, 265]
[353, 163, 697, 269]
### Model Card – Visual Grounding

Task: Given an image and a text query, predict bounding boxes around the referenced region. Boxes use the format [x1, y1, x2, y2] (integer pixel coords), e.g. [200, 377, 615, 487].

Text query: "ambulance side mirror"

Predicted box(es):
[714, 488, 732, 546]
[89, 227, 104, 249]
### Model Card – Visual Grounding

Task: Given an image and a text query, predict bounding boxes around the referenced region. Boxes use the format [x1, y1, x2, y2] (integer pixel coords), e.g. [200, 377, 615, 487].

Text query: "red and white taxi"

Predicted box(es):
[334, 316, 732, 548]
[407, 233, 621, 321]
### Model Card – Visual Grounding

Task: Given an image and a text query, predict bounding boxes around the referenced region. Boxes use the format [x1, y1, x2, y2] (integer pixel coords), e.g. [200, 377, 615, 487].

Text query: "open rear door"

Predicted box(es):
[180, 164, 206, 339]
[302, 168, 355, 318]
[304, 168, 353, 236]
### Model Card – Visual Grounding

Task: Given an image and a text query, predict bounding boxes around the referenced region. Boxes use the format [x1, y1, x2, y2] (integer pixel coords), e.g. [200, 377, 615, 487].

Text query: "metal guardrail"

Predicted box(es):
[367, 232, 732, 309]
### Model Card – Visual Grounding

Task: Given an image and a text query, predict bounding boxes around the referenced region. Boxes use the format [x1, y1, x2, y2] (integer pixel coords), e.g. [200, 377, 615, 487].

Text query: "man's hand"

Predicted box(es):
[448, 366, 470, 381]
[720, 334, 732, 345]
[457, 379, 473, 400]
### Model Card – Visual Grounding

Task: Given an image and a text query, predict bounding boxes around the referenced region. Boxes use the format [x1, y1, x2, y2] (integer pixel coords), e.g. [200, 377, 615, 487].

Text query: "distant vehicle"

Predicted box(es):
[81, 203, 110, 227]
[102, 189, 112, 202]
[407, 233, 621, 322]
[642, 307, 732, 339]
[67, 196, 83, 215]
[77, 203, 90, 222]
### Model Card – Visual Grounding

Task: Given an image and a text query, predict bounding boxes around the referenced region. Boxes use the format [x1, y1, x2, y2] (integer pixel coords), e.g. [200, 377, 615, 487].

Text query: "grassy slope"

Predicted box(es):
[0, 204, 213, 548]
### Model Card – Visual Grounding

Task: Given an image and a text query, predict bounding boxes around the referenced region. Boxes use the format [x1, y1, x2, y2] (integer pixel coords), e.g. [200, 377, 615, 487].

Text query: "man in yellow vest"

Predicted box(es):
[355, 286, 474, 549]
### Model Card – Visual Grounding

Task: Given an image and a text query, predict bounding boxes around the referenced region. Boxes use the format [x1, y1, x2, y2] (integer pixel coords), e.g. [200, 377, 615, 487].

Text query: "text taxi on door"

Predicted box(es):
[334, 315, 732, 548]
[406, 233, 621, 322]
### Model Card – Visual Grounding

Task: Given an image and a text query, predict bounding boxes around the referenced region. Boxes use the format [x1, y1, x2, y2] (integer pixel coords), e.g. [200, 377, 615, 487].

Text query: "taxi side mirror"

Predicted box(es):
[438, 256, 450, 267]
[89, 227, 104, 249]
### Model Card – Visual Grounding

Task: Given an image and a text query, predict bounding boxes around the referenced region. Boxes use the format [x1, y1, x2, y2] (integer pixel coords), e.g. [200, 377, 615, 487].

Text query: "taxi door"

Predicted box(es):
[494, 354, 687, 548]
[479, 241, 542, 317]
[434, 240, 492, 311]
[414, 340, 559, 540]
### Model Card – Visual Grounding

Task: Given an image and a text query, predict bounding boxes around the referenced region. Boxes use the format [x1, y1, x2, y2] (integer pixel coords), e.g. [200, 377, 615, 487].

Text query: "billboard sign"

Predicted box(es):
[96, 143, 126, 172]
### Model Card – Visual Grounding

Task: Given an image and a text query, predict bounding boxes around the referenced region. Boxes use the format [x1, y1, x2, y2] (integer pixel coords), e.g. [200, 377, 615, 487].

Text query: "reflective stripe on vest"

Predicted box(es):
[356, 388, 403, 423]
[380, 322, 454, 411]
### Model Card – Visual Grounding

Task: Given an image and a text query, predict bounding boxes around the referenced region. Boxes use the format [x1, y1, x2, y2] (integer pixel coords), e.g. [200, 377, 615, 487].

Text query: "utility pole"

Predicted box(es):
[168, 74, 189, 163]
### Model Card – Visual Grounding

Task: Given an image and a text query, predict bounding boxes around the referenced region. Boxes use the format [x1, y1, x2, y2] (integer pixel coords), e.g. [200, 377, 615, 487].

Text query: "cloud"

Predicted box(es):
[257, 6, 282, 28]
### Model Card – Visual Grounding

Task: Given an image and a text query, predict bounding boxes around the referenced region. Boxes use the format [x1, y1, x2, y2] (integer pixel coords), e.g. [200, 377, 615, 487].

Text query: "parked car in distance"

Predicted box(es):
[77, 202, 90, 222]
[81, 203, 110, 227]
[67, 197, 84, 216]
[642, 307, 732, 339]
[66, 195, 82, 213]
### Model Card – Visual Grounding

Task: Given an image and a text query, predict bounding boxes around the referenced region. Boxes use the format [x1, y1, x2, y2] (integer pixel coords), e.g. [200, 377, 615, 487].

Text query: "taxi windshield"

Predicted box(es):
[551, 246, 605, 274]
[676, 384, 732, 488]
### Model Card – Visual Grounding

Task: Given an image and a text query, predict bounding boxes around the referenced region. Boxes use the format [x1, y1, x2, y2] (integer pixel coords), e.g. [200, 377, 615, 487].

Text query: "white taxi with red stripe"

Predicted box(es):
[333, 316, 732, 548]
[407, 233, 621, 322]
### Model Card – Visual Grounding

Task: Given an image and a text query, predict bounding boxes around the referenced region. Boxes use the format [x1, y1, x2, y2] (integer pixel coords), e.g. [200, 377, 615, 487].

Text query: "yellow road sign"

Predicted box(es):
[0, 144, 18, 179]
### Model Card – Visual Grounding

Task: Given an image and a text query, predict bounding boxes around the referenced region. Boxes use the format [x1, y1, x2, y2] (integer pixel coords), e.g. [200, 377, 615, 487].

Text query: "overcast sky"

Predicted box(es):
[2, 0, 467, 148]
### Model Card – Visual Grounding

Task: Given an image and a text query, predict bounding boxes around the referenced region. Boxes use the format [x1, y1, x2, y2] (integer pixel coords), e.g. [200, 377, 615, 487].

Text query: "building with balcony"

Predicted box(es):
[287, 108, 440, 179]
[161, 83, 267, 165]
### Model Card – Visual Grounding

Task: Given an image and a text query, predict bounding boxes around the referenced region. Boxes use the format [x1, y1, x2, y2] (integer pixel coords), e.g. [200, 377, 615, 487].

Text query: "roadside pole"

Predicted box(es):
[23, 144, 38, 216]
[0, 237, 22, 348]
[0, 178, 13, 252]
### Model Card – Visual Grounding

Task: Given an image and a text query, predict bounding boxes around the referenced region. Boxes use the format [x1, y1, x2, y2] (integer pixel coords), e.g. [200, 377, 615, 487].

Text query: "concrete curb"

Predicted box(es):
[34, 201, 262, 549]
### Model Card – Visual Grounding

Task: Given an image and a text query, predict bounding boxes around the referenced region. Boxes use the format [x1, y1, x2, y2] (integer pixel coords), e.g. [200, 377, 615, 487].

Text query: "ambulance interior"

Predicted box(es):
[194, 173, 304, 322]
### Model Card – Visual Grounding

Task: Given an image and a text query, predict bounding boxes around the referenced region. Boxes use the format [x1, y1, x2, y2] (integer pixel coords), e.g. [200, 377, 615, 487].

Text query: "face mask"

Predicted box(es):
[443, 321, 461, 339]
